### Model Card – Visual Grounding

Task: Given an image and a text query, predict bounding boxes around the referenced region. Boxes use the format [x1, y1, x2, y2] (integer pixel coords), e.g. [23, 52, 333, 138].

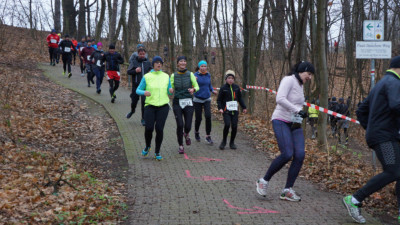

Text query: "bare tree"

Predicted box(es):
[214, 0, 225, 84]
[127, 0, 139, 44]
[54, 0, 61, 31]
[108, 0, 118, 43]
[194, 0, 213, 61]
[177, 0, 194, 70]
[78, 0, 86, 38]
[62, 0, 77, 37]
[95, 0, 106, 41]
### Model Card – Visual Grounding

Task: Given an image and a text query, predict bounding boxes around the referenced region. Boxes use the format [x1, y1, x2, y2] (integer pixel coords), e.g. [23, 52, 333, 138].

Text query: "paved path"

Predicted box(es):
[40, 63, 382, 225]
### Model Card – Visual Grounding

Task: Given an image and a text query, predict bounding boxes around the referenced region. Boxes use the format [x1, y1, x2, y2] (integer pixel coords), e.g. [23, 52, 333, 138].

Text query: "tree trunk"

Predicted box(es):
[54, 0, 61, 32]
[232, 0, 238, 49]
[271, 0, 286, 61]
[214, 0, 225, 84]
[194, 0, 212, 62]
[167, 1, 176, 69]
[127, 0, 139, 44]
[77, 0, 86, 38]
[86, 0, 91, 37]
[108, 0, 118, 43]
[62, 0, 77, 37]
[177, 0, 194, 70]
[158, 0, 169, 53]
[95, 0, 106, 41]
[114, 0, 127, 44]
[316, 0, 329, 150]
[295, 0, 309, 62]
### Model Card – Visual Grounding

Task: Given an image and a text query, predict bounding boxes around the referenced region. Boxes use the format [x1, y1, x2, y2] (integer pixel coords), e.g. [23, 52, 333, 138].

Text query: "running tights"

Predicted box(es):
[144, 105, 169, 154]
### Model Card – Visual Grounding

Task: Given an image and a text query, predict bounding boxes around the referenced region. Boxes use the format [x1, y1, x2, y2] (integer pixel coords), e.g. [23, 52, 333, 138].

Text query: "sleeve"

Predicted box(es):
[387, 80, 400, 116]
[217, 86, 224, 110]
[90, 52, 95, 61]
[209, 76, 214, 92]
[136, 77, 146, 95]
[167, 78, 173, 96]
[190, 73, 200, 92]
[237, 88, 246, 109]
[46, 35, 50, 43]
[118, 54, 124, 64]
[170, 73, 175, 89]
[356, 97, 369, 129]
[275, 77, 301, 113]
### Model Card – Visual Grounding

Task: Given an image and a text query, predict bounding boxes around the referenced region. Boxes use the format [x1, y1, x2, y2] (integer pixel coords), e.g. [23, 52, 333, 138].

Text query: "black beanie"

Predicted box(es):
[297, 61, 315, 74]
[152, 56, 163, 66]
[109, 44, 115, 49]
[177, 56, 187, 63]
[389, 56, 400, 68]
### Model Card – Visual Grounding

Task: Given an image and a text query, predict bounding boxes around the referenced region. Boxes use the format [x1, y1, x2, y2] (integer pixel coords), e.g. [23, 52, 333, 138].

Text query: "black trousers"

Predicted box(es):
[222, 112, 238, 144]
[108, 79, 120, 96]
[173, 100, 194, 146]
[62, 53, 72, 73]
[194, 101, 212, 135]
[48, 47, 58, 64]
[144, 105, 169, 154]
[86, 64, 95, 86]
[353, 141, 400, 207]
[80, 58, 85, 73]
[130, 78, 145, 119]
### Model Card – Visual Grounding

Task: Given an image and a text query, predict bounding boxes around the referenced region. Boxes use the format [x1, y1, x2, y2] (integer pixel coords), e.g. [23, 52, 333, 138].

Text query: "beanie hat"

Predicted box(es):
[97, 42, 103, 47]
[57, 33, 61, 36]
[332, 97, 337, 101]
[198, 60, 207, 68]
[389, 56, 400, 68]
[225, 70, 235, 80]
[339, 98, 344, 103]
[64, 34, 69, 38]
[297, 61, 315, 74]
[109, 44, 115, 49]
[177, 56, 187, 63]
[51, 29, 56, 33]
[137, 44, 145, 49]
[152, 56, 163, 66]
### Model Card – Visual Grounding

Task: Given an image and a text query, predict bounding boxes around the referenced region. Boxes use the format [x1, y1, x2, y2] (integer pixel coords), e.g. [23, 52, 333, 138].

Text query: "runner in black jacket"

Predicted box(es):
[126, 47, 152, 125]
[217, 70, 247, 150]
[103, 44, 124, 103]
[343, 56, 400, 224]
[58, 34, 75, 78]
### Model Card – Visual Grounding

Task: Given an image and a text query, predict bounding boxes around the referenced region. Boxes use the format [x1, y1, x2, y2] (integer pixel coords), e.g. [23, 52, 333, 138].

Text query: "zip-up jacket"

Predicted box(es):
[170, 70, 199, 99]
[103, 52, 124, 71]
[136, 70, 173, 107]
[81, 46, 95, 64]
[46, 34, 60, 48]
[127, 55, 152, 84]
[356, 70, 400, 147]
[217, 83, 246, 113]
[59, 40, 75, 55]
[337, 102, 349, 120]
[194, 71, 214, 99]
[90, 50, 105, 68]
[77, 42, 87, 55]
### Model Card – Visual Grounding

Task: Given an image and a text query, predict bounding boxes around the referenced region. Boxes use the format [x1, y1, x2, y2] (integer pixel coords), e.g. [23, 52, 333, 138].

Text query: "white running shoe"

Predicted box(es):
[256, 178, 268, 197]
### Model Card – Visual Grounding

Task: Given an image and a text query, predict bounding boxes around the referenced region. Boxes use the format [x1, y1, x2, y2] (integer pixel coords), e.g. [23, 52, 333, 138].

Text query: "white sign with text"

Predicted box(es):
[356, 41, 392, 59]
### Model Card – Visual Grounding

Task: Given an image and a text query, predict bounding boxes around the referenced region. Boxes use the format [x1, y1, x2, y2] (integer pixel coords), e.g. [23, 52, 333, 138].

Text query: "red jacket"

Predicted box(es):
[46, 34, 60, 48]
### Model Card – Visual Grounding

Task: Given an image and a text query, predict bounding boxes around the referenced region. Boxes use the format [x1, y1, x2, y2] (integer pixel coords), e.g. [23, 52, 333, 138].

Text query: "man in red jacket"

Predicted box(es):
[46, 29, 60, 66]
[80, 41, 95, 87]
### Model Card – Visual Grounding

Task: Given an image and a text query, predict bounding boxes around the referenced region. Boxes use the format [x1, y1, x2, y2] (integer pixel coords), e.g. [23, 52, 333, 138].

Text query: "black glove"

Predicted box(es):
[298, 110, 308, 118]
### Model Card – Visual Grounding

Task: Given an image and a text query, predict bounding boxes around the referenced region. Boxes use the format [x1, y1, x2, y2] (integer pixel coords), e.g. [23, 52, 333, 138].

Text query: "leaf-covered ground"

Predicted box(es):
[0, 26, 129, 224]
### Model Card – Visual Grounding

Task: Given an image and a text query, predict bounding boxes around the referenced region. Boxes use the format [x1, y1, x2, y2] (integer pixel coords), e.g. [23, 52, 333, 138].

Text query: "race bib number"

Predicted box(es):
[291, 113, 303, 123]
[96, 60, 101, 67]
[226, 101, 238, 111]
[50, 39, 57, 43]
[87, 55, 91, 61]
[64, 47, 71, 52]
[179, 98, 193, 109]
[80, 47, 84, 52]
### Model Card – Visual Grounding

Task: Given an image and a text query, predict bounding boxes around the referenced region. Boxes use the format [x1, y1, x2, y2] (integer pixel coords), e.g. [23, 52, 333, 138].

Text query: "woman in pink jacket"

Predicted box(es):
[256, 61, 314, 201]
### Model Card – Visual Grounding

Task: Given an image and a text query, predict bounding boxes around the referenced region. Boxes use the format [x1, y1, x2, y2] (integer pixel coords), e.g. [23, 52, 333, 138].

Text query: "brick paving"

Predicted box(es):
[41, 63, 382, 225]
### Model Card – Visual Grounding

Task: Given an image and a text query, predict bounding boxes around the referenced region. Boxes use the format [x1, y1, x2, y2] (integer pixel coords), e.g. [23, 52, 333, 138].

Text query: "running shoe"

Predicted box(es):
[68, 73, 72, 78]
[219, 141, 226, 150]
[205, 136, 213, 145]
[184, 133, 191, 146]
[178, 146, 185, 154]
[154, 153, 163, 161]
[126, 111, 134, 119]
[195, 132, 201, 142]
[256, 178, 269, 197]
[342, 196, 366, 224]
[62, 71, 65, 76]
[96, 89, 101, 94]
[80, 73, 85, 77]
[111, 94, 116, 103]
[141, 146, 150, 157]
[230, 142, 237, 150]
[141, 119, 146, 126]
[280, 188, 301, 201]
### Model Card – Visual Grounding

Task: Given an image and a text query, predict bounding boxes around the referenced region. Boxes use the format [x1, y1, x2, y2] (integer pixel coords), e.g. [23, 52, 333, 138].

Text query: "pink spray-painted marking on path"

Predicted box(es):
[223, 199, 279, 214]
[183, 153, 222, 163]
[185, 170, 227, 181]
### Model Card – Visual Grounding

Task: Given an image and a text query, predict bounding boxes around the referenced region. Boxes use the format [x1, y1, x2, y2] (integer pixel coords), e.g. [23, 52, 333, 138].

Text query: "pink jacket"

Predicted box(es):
[271, 75, 305, 122]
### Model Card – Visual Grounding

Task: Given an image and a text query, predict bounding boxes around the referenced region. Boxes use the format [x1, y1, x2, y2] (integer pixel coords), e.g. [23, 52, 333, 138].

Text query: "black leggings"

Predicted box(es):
[222, 112, 238, 144]
[130, 80, 145, 119]
[353, 141, 400, 207]
[86, 64, 95, 85]
[173, 100, 194, 146]
[194, 101, 212, 135]
[62, 54, 72, 73]
[80, 58, 85, 73]
[108, 79, 120, 96]
[144, 105, 169, 154]
[48, 47, 57, 63]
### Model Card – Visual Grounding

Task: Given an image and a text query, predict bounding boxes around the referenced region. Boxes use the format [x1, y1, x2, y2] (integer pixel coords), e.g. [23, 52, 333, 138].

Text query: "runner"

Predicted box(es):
[256, 61, 314, 201]
[103, 44, 124, 103]
[193, 60, 217, 144]
[76, 37, 87, 76]
[126, 47, 152, 126]
[217, 70, 247, 150]
[308, 99, 319, 139]
[71, 37, 78, 65]
[343, 56, 400, 224]
[80, 41, 95, 87]
[46, 29, 60, 66]
[136, 56, 173, 161]
[170, 56, 199, 154]
[337, 97, 350, 144]
[58, 34, 75, 78]
[90, 42, 105, 94]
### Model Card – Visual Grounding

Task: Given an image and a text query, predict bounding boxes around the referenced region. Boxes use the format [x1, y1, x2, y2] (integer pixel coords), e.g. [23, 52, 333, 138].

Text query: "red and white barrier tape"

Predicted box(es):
[213, 87, 249, 92]
[246, 85, 360, 124]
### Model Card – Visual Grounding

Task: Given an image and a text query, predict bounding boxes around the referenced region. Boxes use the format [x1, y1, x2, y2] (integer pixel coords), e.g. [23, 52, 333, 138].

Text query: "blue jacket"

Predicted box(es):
[194, 71, 214, 99]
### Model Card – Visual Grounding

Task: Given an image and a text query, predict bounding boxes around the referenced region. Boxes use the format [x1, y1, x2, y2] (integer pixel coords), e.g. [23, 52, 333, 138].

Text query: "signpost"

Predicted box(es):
[363, 20, 384, 41]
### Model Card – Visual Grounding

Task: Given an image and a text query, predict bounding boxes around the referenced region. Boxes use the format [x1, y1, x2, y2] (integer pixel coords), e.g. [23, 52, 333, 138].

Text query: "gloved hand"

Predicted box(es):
[298, 110, 308, 118]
